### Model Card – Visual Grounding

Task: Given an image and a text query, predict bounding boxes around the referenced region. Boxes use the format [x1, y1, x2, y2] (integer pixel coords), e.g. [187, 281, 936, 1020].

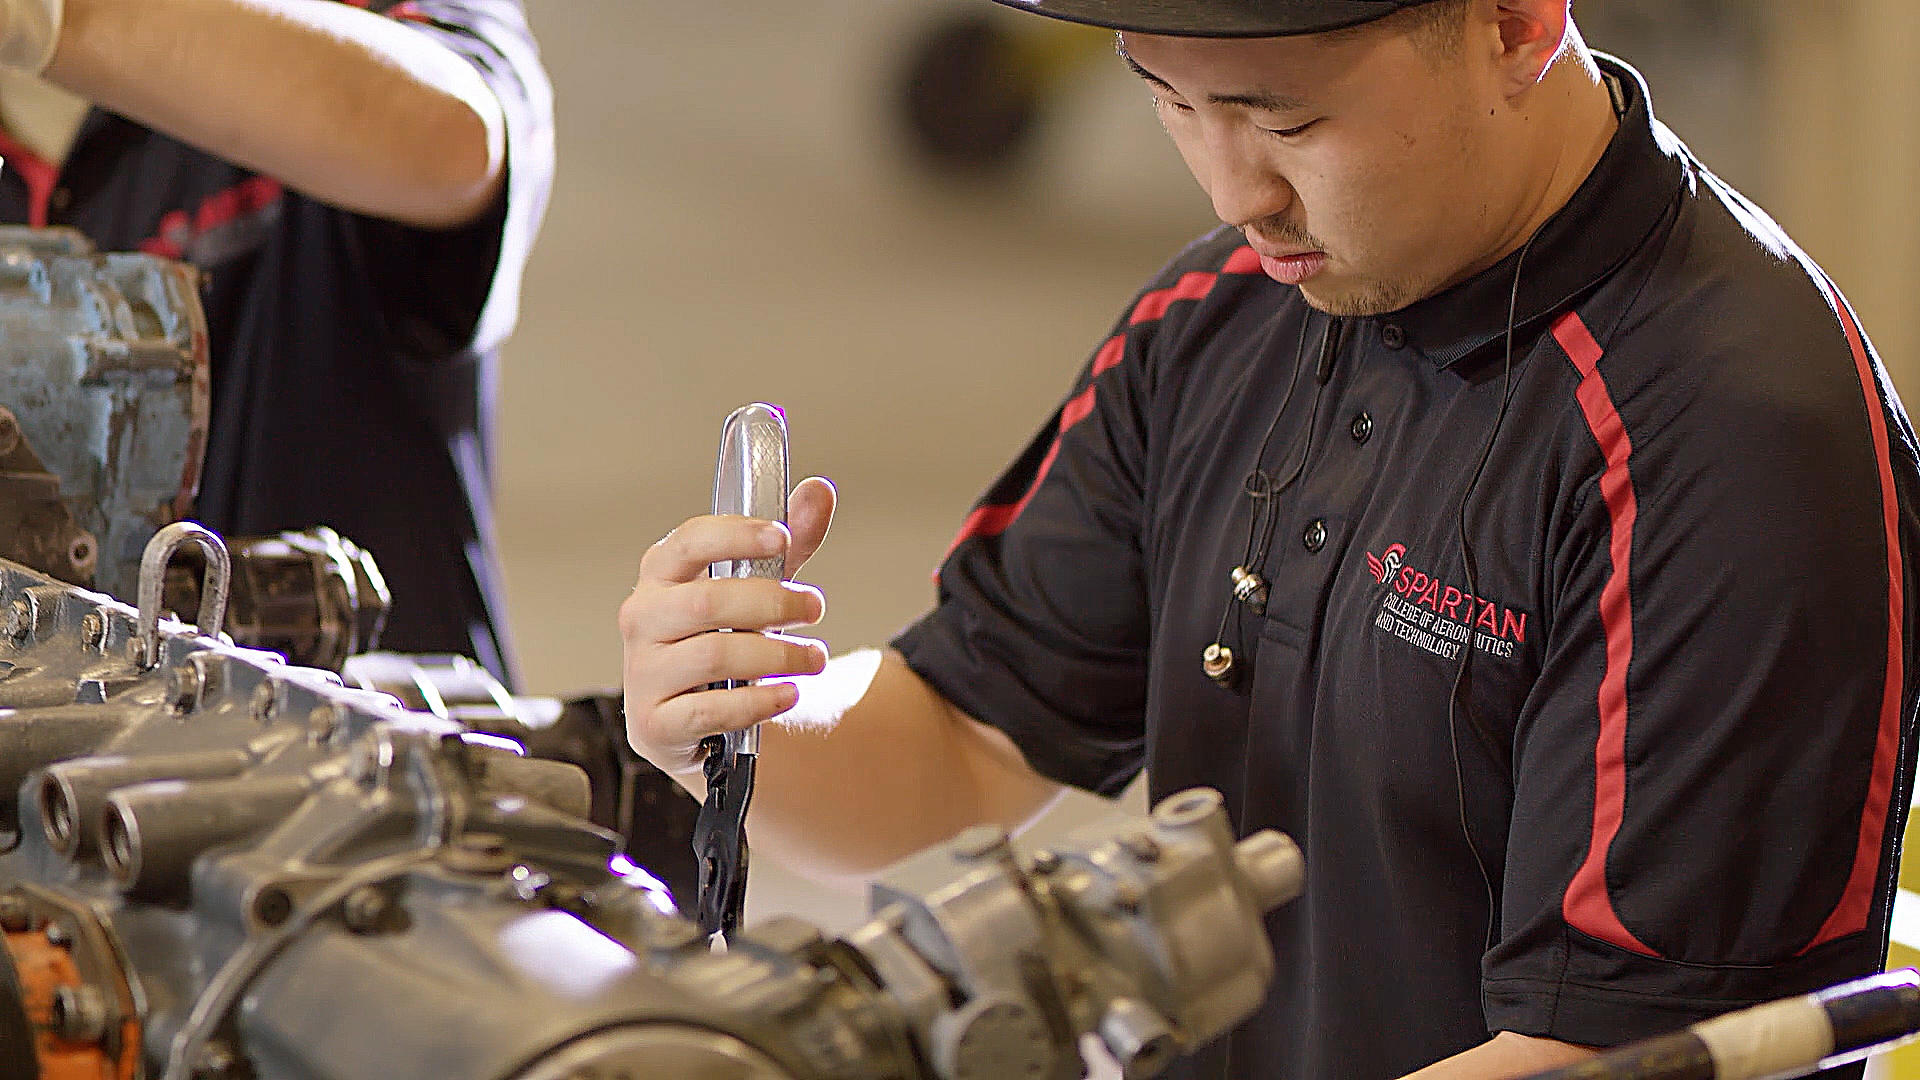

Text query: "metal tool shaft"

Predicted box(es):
[693, 402, 789, 939]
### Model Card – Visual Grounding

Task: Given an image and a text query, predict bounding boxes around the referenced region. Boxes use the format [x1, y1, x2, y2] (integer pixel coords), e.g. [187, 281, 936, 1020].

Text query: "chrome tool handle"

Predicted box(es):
[709, 402, 789, 756]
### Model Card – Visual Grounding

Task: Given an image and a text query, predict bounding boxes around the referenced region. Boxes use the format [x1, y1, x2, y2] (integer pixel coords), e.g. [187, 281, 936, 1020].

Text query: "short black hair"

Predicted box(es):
[1402, 0, 1473, 52]
[1337, 0, 1471, 55]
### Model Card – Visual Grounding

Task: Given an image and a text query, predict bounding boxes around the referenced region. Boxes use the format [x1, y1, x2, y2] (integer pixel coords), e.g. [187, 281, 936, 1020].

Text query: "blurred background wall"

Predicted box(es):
[498, 0, 1920, 928]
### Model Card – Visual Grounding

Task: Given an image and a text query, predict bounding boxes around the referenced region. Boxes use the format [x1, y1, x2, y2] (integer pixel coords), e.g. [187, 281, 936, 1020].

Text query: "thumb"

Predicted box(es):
[785, 476, 836, 576]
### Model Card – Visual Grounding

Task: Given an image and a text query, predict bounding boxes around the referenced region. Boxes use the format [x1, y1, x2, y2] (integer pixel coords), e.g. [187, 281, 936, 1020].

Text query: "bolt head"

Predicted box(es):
[51, 984, 108, 1044]
[80, 612, 106, 649]
[341, 886, 389, 934]
[2, 599, 30, 643]
[168, 662, 204, 712]
[0, 895, 33, 933]
[306, 704, 340, 743]
[250, 680, 277, 721]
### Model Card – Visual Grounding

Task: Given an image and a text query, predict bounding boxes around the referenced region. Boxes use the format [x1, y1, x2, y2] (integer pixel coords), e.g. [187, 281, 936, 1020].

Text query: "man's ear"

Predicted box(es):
[1490, 0, 1572, 95]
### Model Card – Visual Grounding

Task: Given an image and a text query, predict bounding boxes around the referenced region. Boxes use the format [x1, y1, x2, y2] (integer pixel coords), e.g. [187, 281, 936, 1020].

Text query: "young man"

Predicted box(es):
[620, 2, 1920, 1077]
[0, 0, 552, 682]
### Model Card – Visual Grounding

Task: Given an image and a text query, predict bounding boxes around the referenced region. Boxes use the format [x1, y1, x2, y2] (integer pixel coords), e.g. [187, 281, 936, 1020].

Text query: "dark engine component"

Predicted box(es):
[340, 650, 703, 908]
[0, 227, 207, 598]
[0, 526, 1301, 1080]
[164, 526, 393, 672]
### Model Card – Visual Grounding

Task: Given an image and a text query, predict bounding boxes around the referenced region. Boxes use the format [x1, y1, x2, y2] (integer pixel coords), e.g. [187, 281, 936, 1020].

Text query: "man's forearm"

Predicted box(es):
[45, 0, 504, 227]
[1399, 1031, 1596, 1079]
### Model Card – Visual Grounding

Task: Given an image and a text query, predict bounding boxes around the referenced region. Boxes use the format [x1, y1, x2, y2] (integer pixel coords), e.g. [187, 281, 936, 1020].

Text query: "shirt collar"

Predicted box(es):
[1384, 55, 1689, 369]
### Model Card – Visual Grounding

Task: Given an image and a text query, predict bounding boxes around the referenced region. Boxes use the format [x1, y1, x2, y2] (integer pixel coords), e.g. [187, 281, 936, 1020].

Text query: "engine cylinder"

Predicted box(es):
[38, 750, 252, 860]
[102, 773, 310, 899]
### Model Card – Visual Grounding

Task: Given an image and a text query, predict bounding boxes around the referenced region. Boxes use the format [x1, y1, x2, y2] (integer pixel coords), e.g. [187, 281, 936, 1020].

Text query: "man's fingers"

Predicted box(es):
[627, 682, 798, 771]
[624, 632, 823, 768]
[635, 477, 832, 585]
[644, 682, 800, 757]
[638, 514, 788, 584]
[786, 476, 836, 575]
[623, 577, 825, 645]
[651, 630, 828, 696]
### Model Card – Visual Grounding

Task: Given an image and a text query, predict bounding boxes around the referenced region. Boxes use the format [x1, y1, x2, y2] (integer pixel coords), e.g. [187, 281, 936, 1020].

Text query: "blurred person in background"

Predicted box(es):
[0, 0, 552, 682]
[622, 1, 1920, 1077]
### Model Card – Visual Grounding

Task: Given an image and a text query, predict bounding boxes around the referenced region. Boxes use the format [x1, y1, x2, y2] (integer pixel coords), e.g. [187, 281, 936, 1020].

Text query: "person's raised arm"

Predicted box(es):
[620, 476, 1063, 880]
[35, 0, 506, 227]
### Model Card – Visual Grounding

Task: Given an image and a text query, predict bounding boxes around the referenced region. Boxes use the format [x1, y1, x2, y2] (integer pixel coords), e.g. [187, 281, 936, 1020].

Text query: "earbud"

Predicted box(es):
[1202, 642, 1237, 688]
[1229, 565, 1268, 612]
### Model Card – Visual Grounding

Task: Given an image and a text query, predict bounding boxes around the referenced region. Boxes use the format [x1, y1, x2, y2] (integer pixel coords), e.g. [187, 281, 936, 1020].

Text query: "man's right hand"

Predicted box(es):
[620, 476, 837, 783]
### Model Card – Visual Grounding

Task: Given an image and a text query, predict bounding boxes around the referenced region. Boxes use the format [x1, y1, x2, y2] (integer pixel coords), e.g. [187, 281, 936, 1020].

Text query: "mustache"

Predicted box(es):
[1244, 217, 1323, 251]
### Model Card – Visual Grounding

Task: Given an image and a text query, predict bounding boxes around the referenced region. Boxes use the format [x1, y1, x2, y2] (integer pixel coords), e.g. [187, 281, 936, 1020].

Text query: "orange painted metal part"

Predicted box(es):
[2, 928, 136, 1080]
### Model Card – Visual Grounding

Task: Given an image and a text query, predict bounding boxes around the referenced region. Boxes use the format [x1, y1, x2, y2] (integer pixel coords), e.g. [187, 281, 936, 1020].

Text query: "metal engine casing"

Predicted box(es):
[0, 227, 207, 597]
[0, 535, 1301, 1080]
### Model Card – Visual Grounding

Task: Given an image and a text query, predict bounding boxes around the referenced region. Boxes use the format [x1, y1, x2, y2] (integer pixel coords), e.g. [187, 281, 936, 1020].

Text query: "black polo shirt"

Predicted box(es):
[0, 0, 552, 683]
[895, 58, 1920, 1079]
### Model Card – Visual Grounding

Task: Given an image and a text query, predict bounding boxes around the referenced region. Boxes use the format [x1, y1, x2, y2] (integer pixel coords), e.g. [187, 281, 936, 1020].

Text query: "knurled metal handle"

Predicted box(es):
[710, 403, 789, 757]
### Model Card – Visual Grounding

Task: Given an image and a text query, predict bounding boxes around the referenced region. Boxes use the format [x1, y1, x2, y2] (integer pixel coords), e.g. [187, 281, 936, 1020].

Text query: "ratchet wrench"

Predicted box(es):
[691, 402, 789, 940]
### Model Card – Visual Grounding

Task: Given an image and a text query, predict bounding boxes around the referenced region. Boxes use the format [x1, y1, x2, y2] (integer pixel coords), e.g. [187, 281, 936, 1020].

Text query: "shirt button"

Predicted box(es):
[1303, 518, 1328, 553]
[1349, 412, 1373, 444]
[49, 187, 70, 213]
[1381, 323, 1406, 349]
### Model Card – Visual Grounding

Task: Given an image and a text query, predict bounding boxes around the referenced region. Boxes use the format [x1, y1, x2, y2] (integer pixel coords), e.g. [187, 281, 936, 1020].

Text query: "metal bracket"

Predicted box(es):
[136, 522, 230, 668]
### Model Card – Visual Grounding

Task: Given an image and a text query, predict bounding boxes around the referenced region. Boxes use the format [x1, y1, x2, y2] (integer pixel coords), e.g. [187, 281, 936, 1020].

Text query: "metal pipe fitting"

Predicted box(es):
[102, 773, 309, 898]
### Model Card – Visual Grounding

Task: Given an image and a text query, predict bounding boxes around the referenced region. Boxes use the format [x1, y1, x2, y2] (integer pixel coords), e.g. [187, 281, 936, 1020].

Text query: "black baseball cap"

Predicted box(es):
[987, 0, 1447, 37]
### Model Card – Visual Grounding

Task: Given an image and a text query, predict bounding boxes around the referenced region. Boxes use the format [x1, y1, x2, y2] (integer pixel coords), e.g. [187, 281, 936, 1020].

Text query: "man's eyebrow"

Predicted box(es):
[1116, 42, 1311, 113]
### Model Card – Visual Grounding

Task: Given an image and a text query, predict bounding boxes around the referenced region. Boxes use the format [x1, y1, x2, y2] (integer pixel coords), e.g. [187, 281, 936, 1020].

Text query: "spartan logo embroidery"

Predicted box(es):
[1365, 543, 1406, 585]
[1366, 542, 1529, 661]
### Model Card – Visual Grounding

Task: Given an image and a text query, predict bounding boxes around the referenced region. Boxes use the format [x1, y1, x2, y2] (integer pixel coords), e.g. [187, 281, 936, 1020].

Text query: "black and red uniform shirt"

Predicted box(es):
[895, 58, 1920, 1080]
[0, 0, 552, 683]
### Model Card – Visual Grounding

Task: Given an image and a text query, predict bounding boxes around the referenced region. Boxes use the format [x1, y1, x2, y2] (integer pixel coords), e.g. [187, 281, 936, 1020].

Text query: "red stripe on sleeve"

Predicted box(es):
[194, 176, 282, 235]
[1553, 310, 1660, 959]
[138, 177, 284, 260]
[1131, 271, 1219, 325]
[1803, 280, 1907, 950]
[0, 127, 58, 227]
[942, 387, 1092, 559]
[941, 247, 1260, 562]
